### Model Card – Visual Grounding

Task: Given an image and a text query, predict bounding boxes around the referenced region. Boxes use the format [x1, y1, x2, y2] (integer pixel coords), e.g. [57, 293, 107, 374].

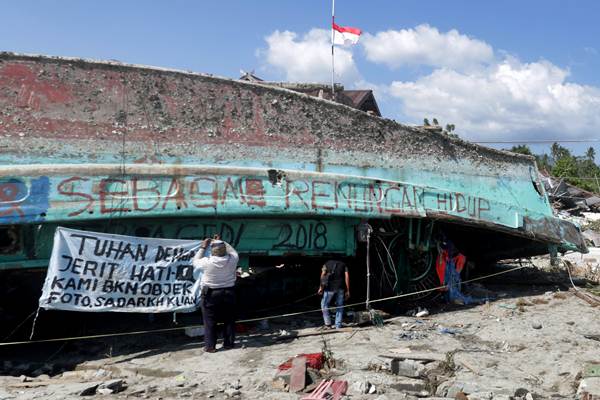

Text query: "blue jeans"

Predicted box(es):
[321, 289, 344, 328]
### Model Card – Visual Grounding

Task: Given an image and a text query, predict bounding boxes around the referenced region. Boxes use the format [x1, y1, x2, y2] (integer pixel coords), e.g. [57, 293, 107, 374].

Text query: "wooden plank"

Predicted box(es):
[570, 288, 600, 307]
[273, 327, 356, 341]
[289, 356, 307, 393]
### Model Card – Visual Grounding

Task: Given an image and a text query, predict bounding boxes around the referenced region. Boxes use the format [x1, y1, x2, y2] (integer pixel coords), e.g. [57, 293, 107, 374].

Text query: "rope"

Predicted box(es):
[28, 308, 41, 340]
[2, 309, 37, 341]
[0, 264, 529, 347]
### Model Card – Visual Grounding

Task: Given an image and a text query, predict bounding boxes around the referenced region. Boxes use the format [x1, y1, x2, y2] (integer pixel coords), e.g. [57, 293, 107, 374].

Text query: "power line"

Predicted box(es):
[474, 139, 600, 144]
[545, 177, 600, 180]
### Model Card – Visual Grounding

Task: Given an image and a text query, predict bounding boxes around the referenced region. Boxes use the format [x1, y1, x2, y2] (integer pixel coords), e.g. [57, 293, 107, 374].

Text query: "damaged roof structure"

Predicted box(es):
[0, 53, 587, 316]
[542, 173, 600, 214]
[239, 72, 381, 116]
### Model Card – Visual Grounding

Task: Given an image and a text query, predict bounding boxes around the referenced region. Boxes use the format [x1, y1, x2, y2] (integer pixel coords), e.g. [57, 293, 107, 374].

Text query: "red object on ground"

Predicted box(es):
[277, 353, 324, 371]
[289, 356, 307, 393]
[301, 379, 348, 400]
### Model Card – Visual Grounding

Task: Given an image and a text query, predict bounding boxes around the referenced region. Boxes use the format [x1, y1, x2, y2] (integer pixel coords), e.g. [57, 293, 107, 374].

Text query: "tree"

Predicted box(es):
[423, 117, 458, 137]
[586, 146, 596, 162]
[509, 145, 533, 156]
[552, 156, 578, 178]
[536, 154, 551, 173]
[550, 142, 571, 163]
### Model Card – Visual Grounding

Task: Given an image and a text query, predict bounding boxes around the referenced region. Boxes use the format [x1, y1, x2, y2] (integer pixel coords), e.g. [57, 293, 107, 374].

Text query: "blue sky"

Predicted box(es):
[2, 0, 599, 156]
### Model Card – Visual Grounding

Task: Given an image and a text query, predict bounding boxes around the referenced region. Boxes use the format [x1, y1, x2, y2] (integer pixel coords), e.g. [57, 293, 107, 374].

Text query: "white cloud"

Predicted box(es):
[361, 24, 494, 70]
[259, 25, 600, 141]
[261, 29, 359, 83]
[389, 58, 600, 139]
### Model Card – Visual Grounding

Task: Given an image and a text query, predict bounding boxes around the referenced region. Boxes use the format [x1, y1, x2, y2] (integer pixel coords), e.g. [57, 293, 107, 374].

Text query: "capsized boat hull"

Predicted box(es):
[0, 53, 586, 273]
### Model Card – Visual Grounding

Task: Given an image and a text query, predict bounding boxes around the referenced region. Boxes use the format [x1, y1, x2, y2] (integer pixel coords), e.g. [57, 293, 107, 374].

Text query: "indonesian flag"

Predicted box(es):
[332, 22, 362, 45]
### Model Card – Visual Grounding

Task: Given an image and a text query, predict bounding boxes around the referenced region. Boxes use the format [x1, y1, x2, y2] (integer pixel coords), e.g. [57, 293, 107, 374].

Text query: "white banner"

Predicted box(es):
[39, 227, 203, 313]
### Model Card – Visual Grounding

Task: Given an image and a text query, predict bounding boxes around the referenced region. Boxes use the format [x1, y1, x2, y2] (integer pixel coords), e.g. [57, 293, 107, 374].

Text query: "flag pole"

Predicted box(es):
[331, 0, 335, 97]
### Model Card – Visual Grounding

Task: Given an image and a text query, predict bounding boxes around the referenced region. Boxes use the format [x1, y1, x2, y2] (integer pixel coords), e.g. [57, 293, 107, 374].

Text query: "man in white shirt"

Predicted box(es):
[193, 237, 239, 352]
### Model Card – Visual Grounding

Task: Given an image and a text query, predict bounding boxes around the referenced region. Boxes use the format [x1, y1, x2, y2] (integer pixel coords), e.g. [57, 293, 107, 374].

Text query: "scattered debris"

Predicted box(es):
[415, 309, 430, 318]
[438, 326, 461, 335]
[390, 358, 426, 378]
[289, 356, 307, 392]
[184, 326, 204, 338]
[302, 380, 347, 400]
[97, 379, 126, 395]
[351, 380, 376, 394]
[2, 260, 599, 400]
[278, 353, 324, 372]
[79, 383, 100, 396]
[583, 334, 600, 342]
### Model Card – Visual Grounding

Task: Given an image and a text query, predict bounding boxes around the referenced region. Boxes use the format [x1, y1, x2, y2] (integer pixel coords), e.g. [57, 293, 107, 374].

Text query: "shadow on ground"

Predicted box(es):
[0, 264, 585, 377]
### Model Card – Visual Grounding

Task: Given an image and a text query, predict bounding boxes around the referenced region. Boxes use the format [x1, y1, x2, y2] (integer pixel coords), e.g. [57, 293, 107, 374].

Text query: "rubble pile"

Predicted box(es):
[541, 175, 600, 285]
[543, 175, 600, 215]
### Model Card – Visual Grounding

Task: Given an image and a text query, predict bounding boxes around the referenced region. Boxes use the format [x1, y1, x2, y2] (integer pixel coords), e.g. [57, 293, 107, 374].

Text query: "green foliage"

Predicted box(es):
[536, 153, 551, 172]
[552, 156, 578, 178]
[506, 142, 600, 193]
[548, 143, 600, 192]
[551, 142, 571, 161]
[586, 146, 596, 162]
[509, 145, 533, 156]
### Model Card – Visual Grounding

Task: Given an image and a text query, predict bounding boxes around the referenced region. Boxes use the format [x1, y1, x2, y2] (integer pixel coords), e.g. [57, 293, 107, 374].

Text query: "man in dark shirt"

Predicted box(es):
[318, 260, 350, 329]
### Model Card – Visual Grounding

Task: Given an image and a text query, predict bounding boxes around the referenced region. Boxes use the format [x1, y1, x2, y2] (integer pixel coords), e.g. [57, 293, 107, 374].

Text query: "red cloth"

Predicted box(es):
[436, 249, 449, 287]
[436, 250, 467, 287]
[455, 254, 466, 273]
[278, 353, 324, 371]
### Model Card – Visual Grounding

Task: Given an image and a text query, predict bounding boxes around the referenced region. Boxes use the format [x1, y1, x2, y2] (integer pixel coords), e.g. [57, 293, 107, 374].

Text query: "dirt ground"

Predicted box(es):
[1, 264, 599, 400]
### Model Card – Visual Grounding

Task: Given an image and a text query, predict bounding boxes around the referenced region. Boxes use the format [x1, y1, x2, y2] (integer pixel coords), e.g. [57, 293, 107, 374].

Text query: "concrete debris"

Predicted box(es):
[352, 380, 377, 394]
[224, 387, 241, 397]
[583, 230, 600, 246]
[562, 247, 600, 282]
[79, 383, 100, 396]
[467, 392, 494, 400]
[390, 359, 426, 378]
[578, 377, 600, 397]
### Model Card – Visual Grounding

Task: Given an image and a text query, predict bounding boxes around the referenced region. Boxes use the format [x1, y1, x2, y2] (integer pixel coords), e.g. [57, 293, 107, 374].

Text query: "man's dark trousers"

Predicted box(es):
[200, 287, 236, 350]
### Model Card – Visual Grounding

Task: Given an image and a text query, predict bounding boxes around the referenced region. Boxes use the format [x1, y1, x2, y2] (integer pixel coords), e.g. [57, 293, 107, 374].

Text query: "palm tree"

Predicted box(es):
[586, 146, 596, 162]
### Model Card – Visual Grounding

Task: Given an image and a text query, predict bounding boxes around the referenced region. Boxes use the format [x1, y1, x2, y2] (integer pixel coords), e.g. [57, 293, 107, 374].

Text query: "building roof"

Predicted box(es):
[342, 90, 381, 116]
[239, 71, 264, 82]
[238, 73, 381, 116]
